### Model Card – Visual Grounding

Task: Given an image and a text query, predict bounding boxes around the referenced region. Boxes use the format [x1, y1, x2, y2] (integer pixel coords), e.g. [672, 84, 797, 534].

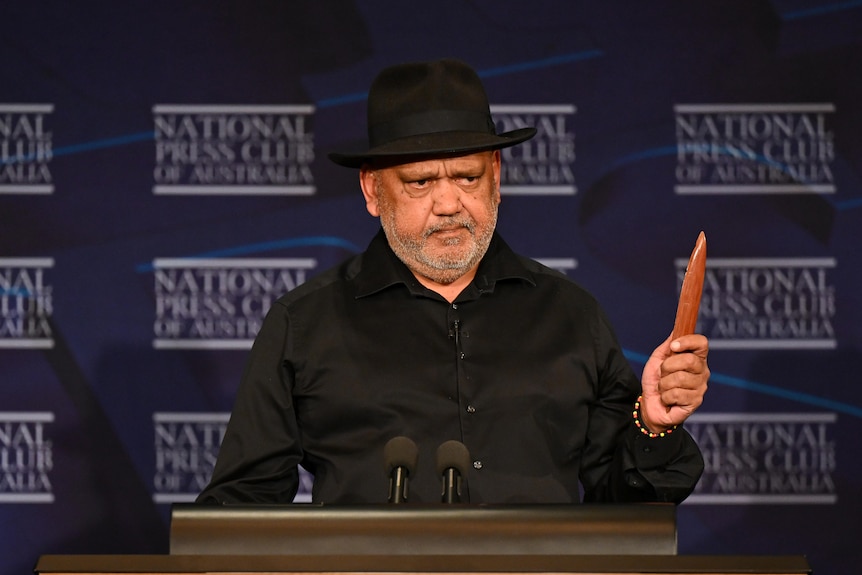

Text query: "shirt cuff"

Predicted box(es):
[629, 418, 687, 470]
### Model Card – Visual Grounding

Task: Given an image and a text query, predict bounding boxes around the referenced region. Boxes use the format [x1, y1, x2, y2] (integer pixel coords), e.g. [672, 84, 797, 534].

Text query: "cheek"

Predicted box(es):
[397, 209, 433, 235]
[463, 193, 499, 224]
[382, 196, 430, 232]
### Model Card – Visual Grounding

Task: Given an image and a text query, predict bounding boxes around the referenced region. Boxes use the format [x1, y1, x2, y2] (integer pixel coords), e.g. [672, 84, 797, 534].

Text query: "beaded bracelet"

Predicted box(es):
[633, 395, 678, 438]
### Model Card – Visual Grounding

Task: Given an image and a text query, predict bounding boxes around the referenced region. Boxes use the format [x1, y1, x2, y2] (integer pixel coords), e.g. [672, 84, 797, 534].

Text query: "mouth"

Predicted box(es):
[426, 222, 472, 239]
[433, 227, 465, 235]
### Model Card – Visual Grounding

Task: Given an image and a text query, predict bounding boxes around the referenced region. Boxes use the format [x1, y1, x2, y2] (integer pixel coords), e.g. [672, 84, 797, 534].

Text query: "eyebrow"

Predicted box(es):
[399, 160, 486, 179]
[396, 166, 441, 180]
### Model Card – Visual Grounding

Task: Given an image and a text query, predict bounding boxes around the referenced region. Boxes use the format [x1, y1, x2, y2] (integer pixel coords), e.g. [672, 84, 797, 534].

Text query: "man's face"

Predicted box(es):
[360, 150, 502, 285]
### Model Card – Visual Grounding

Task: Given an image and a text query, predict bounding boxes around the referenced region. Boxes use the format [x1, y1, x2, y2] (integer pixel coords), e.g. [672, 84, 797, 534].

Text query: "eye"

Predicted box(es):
[402, 177, 434, 197]
[455, 175, 481, 188]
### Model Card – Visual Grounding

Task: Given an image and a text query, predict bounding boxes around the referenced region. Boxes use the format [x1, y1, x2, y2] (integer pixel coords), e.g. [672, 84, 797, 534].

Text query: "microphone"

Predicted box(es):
[383, 436, 418, 504]
[436, 440, 471, 503]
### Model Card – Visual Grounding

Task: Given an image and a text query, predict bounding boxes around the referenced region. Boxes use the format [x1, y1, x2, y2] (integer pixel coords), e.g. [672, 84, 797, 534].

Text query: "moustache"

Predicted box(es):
[423, 219, 475, 239]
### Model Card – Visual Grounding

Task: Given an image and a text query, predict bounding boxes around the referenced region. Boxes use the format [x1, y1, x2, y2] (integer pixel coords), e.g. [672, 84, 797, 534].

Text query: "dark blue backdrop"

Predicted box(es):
[2, 1, 860, 574]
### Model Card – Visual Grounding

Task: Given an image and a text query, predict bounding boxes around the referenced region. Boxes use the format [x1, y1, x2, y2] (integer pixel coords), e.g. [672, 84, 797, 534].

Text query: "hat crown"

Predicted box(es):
[327, 58, 537, 168]
[366, 59, 495, 148]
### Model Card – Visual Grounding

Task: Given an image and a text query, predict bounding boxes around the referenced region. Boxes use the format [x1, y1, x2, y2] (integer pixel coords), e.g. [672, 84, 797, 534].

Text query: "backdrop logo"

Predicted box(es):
[674, 103, 835, 194]
[152, 257, 316, 350]
[686, 413, 837, 504]
[0, 412, 54, 503]
[684, 257, 836, 350]
[0, 104, 54, 195]
[152, 412, 228, 503]
[0, 258, 54, 349]
[535, 257, 578, 276]
[152, 104, 315, 195]
[492, 105, 576, 195]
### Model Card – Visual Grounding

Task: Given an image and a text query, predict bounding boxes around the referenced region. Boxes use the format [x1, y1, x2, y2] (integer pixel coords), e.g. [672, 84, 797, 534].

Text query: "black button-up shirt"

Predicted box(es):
[198, 230, 703, 505]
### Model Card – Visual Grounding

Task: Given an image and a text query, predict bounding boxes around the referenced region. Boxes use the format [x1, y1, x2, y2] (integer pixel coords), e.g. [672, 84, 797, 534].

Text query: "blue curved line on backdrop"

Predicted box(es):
[781, 0, 862, 20]
[135, 236, 362, 273]
[55, 130, 155, 156]
[315, 50, 605, 109]
[477, 50, 605, 79]
[614, 143, 787, 177]
[606, 143, 861, 210]
[6, 51, 605, 163]
[624, 349, 862, 419]
[0, 131, 156, 164]
[835, 197, 862, 210]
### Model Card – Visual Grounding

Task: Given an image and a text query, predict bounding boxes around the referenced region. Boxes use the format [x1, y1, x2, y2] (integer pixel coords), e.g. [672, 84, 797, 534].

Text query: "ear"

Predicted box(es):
[359, 166, 380, 217]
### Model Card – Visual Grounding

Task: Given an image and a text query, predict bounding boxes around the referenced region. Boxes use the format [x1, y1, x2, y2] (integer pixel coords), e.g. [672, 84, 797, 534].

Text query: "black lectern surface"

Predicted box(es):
[170, 503, 677, 556]
[35, 553, 814, 574]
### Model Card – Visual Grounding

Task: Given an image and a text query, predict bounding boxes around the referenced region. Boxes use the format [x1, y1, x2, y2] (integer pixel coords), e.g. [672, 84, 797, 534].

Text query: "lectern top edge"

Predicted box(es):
[168, 503, 678, 557]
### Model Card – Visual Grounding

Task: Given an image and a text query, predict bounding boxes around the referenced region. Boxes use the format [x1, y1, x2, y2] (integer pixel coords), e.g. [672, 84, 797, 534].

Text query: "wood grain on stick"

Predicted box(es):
[671, 231, 707, 340]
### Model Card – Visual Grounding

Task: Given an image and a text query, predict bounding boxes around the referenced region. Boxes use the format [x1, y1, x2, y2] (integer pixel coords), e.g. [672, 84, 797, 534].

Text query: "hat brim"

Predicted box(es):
[328, 127, 537, 168]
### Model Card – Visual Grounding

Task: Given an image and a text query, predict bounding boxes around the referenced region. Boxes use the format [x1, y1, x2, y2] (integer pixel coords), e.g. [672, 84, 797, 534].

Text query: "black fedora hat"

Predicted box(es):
[328, 59, 537, 168]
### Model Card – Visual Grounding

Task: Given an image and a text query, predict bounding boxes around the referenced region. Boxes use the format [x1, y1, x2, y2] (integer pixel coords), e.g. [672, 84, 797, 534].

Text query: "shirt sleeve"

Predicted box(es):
[196, 301, 303, 504]
[579, 306, 704, 504]
[619, 419, 705, 503]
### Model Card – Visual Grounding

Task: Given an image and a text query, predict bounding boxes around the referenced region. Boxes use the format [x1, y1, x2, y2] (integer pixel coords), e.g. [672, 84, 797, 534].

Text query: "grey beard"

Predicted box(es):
[382, 212, 497, 285]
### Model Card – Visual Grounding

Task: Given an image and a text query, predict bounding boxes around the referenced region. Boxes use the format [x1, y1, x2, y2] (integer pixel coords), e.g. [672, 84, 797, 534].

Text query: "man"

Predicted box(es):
[197, 59, 708, 505]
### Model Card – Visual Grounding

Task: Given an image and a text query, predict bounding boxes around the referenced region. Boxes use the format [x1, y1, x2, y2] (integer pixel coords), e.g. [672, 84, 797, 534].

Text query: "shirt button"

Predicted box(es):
[466, 405, 476, 414]
[460, 352, 466, 359]
[473, 460, 483, 470]
[452, 303, 458, 309]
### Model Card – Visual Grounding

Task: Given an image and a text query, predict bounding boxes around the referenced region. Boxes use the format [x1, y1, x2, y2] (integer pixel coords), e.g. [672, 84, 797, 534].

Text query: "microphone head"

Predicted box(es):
[435, 439, 471, 475]
[383, 436, 419, 474]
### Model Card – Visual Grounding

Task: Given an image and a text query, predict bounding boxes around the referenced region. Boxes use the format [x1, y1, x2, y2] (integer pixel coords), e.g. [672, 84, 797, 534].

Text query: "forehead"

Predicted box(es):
[378, 151, 494, 176]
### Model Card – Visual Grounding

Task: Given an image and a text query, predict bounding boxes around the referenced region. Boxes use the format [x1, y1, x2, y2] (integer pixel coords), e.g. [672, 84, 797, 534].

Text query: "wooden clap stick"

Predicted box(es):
[671, 231, 707, 341]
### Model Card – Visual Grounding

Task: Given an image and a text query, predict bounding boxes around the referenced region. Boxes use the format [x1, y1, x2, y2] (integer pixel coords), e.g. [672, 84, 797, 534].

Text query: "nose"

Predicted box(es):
[431, 178, 462, 216]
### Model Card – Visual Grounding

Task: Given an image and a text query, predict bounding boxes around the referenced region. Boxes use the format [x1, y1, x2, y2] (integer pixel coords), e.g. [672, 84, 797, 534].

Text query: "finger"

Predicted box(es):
[669, 333, 709, 356]
[660, 352, 709, 379]
[656, 385, 707, 410]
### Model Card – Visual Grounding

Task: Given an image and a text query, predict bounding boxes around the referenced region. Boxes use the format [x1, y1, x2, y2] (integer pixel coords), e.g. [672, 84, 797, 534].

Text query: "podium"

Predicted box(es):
[168, 503, 679, 556]
[34, 504, 812, 575]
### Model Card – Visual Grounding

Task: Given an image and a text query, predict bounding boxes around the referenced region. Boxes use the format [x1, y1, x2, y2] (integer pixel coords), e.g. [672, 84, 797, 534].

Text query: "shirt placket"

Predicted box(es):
[447, 300, 482, 501]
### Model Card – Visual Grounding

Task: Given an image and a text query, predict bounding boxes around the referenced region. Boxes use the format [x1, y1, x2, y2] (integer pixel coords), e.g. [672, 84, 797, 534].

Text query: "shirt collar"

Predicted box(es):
[351, 228, 536, 299]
